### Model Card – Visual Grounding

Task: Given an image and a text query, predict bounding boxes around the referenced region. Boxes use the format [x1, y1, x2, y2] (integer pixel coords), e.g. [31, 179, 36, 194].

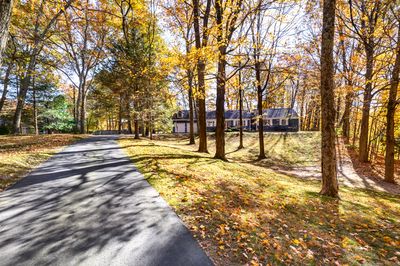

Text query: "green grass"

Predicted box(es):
[119, 134, 400, 266]
[0, 134, 86, 190]
[156, 132, 321, 167]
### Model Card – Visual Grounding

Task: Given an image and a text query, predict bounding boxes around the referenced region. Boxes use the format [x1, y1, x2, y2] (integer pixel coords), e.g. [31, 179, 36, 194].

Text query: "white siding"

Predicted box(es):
[174, 122, 198, 133]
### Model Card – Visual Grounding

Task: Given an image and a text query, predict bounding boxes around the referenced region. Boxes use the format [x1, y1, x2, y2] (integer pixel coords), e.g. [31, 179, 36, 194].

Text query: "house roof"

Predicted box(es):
[173, 108, 298, 121]
[172, 110, 197, 120]
[263, 108, 299, 118]
[206, 110, 253, 120]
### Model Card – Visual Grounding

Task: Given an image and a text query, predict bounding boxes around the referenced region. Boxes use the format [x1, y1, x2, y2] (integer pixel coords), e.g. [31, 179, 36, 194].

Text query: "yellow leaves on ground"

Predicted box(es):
[0, 134, 85, 190]
[119, 136, 400, 266]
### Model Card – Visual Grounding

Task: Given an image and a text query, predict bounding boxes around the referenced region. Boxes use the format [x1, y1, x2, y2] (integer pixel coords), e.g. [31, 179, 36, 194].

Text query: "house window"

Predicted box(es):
[272, 119, 280, 126]
[281, 119, 287, 126]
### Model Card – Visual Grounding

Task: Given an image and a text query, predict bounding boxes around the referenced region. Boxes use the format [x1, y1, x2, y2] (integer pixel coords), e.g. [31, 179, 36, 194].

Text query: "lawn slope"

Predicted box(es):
[0, 134, 86, 190]
[120, 135, 400, 265]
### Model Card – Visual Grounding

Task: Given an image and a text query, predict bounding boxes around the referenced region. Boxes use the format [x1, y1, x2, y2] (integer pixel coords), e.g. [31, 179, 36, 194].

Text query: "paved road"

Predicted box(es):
[0, 136, 213, 266]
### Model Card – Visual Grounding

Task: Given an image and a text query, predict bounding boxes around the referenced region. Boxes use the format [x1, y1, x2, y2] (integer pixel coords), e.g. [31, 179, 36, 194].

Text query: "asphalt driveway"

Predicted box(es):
[0, 136, 213, 266]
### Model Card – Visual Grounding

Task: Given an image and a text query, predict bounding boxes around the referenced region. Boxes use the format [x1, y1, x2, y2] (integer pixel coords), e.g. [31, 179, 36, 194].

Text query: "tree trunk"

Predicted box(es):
[299, 89, 306, 131]
[188, 70, 195, 145]
[256, 62, 266, 159]
[79, 86, 86, 134]
[238, 66, 244, 149]
[118, 93, 122, 134]
[319, 0, 339, 197]
[33, 76, 38, 135]
[141, 118, 145, 137]
[214, 0, 228, 161]
[126, 97, 132, 134]
[73, 85, 78, 133]
[338, 25, 352, 142]
[336, 95, 341, 124]
[0, 0, 13, 66]
[196, 63, 208, 152]
[192, 0, 210, 153]
[134, 118, 140, 139]
[13, 53, 37, 134]
[359, 46, 374, 162]
[384, 23, 400, 183]
[214, 48, 227, 160]
[0, 60, 12, 113]
[342, 92, 353, 142]
[76, 83, 82, 132]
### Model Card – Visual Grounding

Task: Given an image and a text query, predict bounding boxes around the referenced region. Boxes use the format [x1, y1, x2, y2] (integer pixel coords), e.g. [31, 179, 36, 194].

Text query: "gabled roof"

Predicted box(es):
[263, 108, 299, 118]
[173, 110, 197, 120]
[206, 110, 253, 120]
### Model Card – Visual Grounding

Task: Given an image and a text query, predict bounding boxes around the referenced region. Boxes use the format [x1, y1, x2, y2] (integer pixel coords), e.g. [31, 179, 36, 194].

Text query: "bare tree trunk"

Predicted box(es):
[359, 47, 374, 162]
[320, 0, 339, 197]
[256, 61, 266, 159]
[0, 60, 12, 113]
[214, 48, 227, 160]
[0, 0, 13, 66]
[188, 69, 195, 145]
[126, 97, 132, 134]
[214, 0, 231, 161]
[33, 76, 38, 135]
[141, 117, 145, 137]
[299, 88, 306, 131]
[196, 64, 208, 152]
[79, 88, 86, 134]
[148, 112, 153, 139]
[338, 26, 353, 142]
[134, 118, 140, 139]
[73, 85, 78, 133]
[342, 92, 353, 141]
[118, 93, 122, 134]
[13, 54, 37, 134]
[385, 22, 400, 183]
[336, 95, 341, 124]
[192, 0, 211, 153]
[238, 66, 244, 149]
[86, 117, 90, 134]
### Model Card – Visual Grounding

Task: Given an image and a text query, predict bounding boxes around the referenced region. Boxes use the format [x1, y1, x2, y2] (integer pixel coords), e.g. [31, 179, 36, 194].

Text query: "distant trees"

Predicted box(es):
[87, 0, 174, 135]
[342, 0, 387, 162]
[0, 0, 399, 187]
[11, 0, 74, 134]
[42, 95, 74, 133]
[163, 0, 196, 145]
[248, 0, 296, 159]
[57, 0, 107, 133]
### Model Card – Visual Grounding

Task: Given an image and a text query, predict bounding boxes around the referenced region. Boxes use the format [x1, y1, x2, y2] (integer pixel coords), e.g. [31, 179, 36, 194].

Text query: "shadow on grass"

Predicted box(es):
[124, 138, 400, 264]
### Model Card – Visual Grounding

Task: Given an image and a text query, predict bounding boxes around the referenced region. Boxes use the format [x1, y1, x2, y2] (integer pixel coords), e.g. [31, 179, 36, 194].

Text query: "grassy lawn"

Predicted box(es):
[0, 134, 86, 191]
[119, 134, 400, 265]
